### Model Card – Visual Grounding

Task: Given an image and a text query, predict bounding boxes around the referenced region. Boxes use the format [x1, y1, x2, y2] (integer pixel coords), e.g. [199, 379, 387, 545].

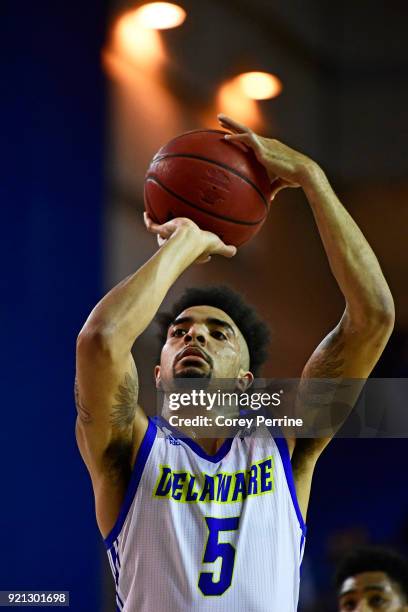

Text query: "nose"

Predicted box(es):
[184, 324, 206, 346]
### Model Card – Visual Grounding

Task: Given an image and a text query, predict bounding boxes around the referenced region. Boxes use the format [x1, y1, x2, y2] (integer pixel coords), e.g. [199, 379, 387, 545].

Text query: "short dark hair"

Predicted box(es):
[156, 285, 270, 376]
[335, 546, 408, 602]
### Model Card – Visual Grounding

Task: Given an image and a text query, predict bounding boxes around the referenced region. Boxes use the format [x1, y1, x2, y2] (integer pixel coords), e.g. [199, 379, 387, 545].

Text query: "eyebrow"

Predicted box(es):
[171, 316, 236, 336]
[340, 585, 387, 597]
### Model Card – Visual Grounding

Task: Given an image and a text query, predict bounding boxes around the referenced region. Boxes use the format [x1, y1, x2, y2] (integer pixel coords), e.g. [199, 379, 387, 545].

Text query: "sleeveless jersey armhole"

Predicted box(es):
[267, 426, 307, 538]
[104, 417, 157, 549]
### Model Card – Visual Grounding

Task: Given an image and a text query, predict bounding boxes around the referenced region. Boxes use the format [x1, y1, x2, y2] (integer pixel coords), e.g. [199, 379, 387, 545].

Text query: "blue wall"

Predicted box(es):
[2, 2, 105, 609]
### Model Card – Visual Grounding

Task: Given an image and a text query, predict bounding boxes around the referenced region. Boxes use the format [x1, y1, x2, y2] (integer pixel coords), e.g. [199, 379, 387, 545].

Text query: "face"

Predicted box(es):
[338, 572, 408, 611]
[155, 305, 253, 391]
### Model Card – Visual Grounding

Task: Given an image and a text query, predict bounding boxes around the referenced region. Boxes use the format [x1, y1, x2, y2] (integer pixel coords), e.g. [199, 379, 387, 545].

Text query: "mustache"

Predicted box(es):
[175, 346, 213, 368]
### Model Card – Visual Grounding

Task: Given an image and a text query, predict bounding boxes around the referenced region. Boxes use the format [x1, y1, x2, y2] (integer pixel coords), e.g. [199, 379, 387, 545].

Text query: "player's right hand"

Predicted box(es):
[143, 213, 237, 264]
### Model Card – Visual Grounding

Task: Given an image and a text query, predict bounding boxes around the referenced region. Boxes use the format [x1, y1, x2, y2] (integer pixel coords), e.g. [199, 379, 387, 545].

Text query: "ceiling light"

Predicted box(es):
[237, 71, 282, 100]
[134, 2, 186, 30]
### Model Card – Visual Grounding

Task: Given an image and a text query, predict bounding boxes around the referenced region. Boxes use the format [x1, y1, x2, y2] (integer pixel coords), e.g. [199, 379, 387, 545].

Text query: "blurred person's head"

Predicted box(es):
[336, 547, 408, 611]
[155, 285, 269, 391]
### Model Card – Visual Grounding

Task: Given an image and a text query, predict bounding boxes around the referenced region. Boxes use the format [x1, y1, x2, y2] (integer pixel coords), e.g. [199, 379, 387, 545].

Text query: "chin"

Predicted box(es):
[174, 370, 210, 379]
[172, 368, 212, 390]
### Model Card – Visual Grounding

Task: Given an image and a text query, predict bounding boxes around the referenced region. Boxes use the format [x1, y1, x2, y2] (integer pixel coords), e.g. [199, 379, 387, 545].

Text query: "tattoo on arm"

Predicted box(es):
[297, 330, 345, 417]
[296, 329, 363, 444]
[74, 377, 93, 423]
[110, 372, 139, 430]
[302, 329, 345, 379]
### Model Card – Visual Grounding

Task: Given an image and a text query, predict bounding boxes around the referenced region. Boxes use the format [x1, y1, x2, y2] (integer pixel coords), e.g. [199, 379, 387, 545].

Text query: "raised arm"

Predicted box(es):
[218, 114, 394, 517]
[292, 168, 394, 518]
[75, 217, 235, 535]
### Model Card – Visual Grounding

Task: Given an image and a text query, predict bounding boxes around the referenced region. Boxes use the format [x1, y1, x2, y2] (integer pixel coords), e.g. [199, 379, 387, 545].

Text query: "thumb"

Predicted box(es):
[270, 177, 299, 200]
[213, 241, 237, 258]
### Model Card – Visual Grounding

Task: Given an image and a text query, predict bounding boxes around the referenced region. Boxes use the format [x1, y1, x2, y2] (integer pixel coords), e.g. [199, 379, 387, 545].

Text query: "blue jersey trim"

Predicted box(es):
[300, 533, 306, 557]
[152, 415, 234, 463]
[270, 430, 307, 537]
[104, 417, 157, 549]
[116, 590, 124, 611]
[182, 435, 233, 463]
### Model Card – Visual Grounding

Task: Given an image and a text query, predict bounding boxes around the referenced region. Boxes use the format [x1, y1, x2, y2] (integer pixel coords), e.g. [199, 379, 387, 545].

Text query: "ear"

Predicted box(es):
[236, 370, 254, 392]
[154, 365, 162, 389]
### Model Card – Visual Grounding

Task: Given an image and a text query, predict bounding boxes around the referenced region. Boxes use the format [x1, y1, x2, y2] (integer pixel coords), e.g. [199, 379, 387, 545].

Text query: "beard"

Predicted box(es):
[172, 364, 212, 390]
[173, 363, 213, 391]
[173, 368, 211, 379]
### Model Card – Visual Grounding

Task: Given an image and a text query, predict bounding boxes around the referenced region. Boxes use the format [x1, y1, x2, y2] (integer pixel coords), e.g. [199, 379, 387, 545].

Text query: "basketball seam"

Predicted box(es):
[150, 153, 270, 210]
[145, 176, 265, 226]
[156, 129, 227, 148]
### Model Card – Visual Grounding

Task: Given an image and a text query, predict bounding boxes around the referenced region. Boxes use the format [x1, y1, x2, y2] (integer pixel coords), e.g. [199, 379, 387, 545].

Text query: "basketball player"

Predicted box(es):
[336, 547, 408, 611]
[75, 115, 395, 611]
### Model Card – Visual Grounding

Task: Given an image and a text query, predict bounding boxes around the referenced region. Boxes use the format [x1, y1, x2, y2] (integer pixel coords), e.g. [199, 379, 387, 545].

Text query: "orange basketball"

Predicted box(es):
[144, 129, 273, 247]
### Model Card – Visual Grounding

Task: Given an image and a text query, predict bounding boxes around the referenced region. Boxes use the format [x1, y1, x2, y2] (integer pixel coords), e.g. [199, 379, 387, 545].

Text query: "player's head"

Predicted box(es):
[336, 547, 408, 611]
[154, 285, 269, 390]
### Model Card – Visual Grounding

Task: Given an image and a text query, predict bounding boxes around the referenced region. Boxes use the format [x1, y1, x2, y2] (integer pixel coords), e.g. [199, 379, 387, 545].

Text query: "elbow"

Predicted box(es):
[378, 303, 395, 331]
[76, 324, 117, 358]
[368, 308, 395, 344]
[348, 298, 395, 339]
[368, 293, 395, 332]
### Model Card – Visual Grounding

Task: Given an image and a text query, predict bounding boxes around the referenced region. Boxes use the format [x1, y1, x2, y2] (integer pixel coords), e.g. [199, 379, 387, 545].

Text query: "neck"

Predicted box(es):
[194, 436, 226, 456]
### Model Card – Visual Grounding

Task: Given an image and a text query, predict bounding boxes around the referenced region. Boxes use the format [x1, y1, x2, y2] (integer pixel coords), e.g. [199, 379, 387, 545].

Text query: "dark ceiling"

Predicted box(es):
[112, 0, 408, 182]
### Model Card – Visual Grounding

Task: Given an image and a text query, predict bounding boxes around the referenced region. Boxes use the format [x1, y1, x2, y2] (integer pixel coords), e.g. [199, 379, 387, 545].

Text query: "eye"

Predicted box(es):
[172, 328, 186, 337]
[341, 599, 356, 611]
[368, 594, 387, 608]
[211, 330, 227, 340]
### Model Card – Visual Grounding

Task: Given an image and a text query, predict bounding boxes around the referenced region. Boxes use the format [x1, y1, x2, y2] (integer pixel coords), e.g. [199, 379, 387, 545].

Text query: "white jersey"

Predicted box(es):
[105, 416, 306, 612]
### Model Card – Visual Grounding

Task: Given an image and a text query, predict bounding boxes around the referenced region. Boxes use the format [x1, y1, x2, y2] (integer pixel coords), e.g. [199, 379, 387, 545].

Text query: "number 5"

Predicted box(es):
[198, 516, 240, 596]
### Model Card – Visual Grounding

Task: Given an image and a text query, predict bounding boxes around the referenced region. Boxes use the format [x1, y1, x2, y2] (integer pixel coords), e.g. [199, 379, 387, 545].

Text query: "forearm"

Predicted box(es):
[80, 227, 203, 349]
[301, 164, 394, 326]
[218, 113, 392, 327]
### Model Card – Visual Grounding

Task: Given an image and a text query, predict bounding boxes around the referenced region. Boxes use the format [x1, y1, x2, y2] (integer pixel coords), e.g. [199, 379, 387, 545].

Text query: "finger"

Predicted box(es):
[145, 216, 173, 238]
[218, 122, 241, 135]
[144, 212, 167, 234]
[213, 243, 237, 258]
[143, 211, 152, 228]
[224, 132, 254, 151]
[217, 114, 252, 134]
[218, 113, 250, 132]
[224, 132, 253, 143]
[196, 255, 212, 265]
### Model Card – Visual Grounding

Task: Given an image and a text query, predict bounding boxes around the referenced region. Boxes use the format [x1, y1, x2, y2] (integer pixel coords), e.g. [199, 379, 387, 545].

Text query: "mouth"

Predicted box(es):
[175, 347, 210, 366]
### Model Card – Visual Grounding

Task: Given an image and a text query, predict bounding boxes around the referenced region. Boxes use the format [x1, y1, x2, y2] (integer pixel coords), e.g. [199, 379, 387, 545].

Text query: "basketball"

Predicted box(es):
[144, 129, 273, 247]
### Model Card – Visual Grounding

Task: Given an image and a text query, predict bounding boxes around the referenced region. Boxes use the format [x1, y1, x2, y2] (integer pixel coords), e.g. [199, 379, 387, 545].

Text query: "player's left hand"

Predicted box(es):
[143, 212, 236, 264]
[217, 114, 318, 200]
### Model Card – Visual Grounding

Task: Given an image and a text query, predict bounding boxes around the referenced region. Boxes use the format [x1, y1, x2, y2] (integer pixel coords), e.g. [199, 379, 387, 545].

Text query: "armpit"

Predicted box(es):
[102, 437, 133, 486]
